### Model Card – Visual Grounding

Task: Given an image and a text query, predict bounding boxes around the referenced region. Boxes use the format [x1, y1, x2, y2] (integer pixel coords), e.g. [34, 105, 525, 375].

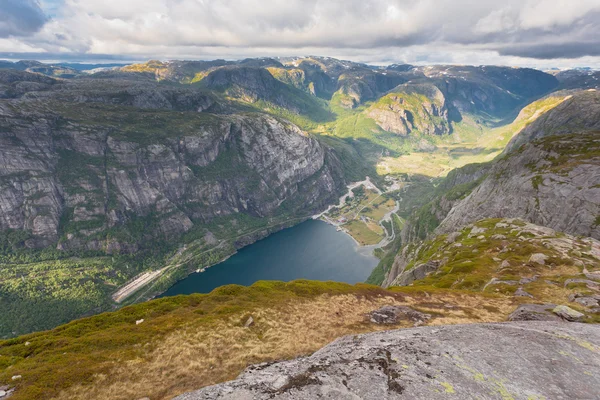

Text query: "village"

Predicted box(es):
[317, 176, 403, 247]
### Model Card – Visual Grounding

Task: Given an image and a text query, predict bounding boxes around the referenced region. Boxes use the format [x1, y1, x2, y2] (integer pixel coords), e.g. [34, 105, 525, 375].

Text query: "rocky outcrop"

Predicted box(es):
[177, 322, 600, 400]
[368, 305, 431, 325]
[200, 67, 325, 116]
[504, 89, 600, 152]
[0, 74, 345, 251]
[367, 84, 451, 136]
[384, 217, 600, 291]
[508, 304, 561, 321]
[437, 131, 600, 240]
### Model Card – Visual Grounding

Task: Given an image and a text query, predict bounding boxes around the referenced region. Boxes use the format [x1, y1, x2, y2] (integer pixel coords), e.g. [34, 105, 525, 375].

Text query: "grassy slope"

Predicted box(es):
[376, 95, 569, 177]
[396, 218, 600, 311]
[1, 279, 524, 400]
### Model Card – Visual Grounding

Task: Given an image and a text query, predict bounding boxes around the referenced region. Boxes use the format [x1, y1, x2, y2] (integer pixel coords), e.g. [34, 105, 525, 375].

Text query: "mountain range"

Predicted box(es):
[0, 57, 599, 400]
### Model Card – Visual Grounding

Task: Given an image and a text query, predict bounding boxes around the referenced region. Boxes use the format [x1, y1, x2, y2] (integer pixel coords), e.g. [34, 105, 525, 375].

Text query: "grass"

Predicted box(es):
[344, 220, 383, 245]
[374, 95, 568, 177]
[388, 218, 599, 310]
[0, 280, 520, 400]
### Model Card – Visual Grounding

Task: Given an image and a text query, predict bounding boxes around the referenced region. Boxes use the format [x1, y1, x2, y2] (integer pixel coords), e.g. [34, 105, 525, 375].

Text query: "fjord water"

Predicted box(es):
[160, 220, 378, 297]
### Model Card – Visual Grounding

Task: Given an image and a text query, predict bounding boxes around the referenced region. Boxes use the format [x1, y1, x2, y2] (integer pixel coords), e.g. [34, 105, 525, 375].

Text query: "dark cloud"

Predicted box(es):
[0, 0, 47, 37]
[498, 42, 600, 59]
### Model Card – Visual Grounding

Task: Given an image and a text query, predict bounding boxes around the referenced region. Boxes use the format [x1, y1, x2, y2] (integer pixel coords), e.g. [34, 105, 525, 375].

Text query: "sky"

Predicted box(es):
[1, 0, 600, 68]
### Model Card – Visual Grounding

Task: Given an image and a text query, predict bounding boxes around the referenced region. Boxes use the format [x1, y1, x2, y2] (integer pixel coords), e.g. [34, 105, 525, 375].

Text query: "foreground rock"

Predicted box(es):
[368, 305, 431, 325]
[508, 304, 560, 321]
[176, 322, 600, 399]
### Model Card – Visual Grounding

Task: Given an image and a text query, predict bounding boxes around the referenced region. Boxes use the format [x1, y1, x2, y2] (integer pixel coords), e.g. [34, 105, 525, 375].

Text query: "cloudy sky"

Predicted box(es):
[1, 0, 600, 67]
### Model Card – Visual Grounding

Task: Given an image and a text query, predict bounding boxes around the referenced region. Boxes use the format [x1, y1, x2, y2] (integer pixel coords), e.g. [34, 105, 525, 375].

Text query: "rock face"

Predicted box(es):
[176, 322, 600, 400]
[437, 130, 600, 240]
[0, 72, 344, 251]
[504, 89, 600, 153]
[367, 84, 451, 136]
[434, 90, 600, 240]
[508, 304, 560, 321]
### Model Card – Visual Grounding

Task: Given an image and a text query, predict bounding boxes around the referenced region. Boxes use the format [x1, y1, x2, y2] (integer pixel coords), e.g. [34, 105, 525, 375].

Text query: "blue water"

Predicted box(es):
[160, 219, 378, 297]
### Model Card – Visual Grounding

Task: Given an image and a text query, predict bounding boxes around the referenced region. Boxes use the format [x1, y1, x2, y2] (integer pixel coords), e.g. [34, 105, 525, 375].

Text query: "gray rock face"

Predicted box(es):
[367, 83, 451, 136]
[0, 75, 344, 251]
[437, 130, 600, 240]
[176, 322, 600, 400]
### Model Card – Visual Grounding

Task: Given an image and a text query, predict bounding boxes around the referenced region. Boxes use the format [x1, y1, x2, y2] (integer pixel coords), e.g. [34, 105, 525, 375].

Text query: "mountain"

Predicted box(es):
[0, 59, 594, 338]
[0, 57, 599, 400]
[0, 70, 343, 252]
[0, 68, 349, 337]
[380, 89, 600, 287]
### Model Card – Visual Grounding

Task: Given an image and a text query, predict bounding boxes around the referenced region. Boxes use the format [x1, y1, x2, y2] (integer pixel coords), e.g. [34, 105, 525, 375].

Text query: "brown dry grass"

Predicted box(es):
[54, 291, 515, 400]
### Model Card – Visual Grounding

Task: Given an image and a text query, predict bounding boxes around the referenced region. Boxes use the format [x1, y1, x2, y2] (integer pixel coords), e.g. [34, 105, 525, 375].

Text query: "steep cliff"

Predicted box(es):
[367, 83, 451, 136]
[382, 89, 600, 286]
[437, 90, 600, 239]
[0, 71, 345, 253]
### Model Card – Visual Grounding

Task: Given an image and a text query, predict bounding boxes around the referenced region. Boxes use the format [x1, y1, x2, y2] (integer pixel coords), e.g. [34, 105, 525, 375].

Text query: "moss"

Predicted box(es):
[531, 175, 543, 190]
[439, 382, 455, 393]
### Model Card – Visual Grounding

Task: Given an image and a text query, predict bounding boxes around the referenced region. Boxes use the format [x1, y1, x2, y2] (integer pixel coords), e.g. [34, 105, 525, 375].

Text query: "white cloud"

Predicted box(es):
[519, 0, 600, 30]
[2, 0, 600, 66]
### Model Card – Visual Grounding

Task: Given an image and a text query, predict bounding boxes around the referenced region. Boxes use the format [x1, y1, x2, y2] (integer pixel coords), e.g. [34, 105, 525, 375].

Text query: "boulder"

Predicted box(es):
[368, 306, 431, 325]
[519, 275, 539, 284]
[552, 305, 585, 321]
[569, 293, 600, 308]
[575, 297, 600, 307]
[445, 232, 461, 243]
[469, 226, 486, 237]
[176, 322, 600, 400]
[529, 253, 548, 265]
[514, 288, 534, 298]
[508, 304, 560, 321]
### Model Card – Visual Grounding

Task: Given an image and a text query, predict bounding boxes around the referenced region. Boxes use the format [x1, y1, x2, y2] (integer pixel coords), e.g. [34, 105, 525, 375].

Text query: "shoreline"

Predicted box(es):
[113, 177, 398, 304]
